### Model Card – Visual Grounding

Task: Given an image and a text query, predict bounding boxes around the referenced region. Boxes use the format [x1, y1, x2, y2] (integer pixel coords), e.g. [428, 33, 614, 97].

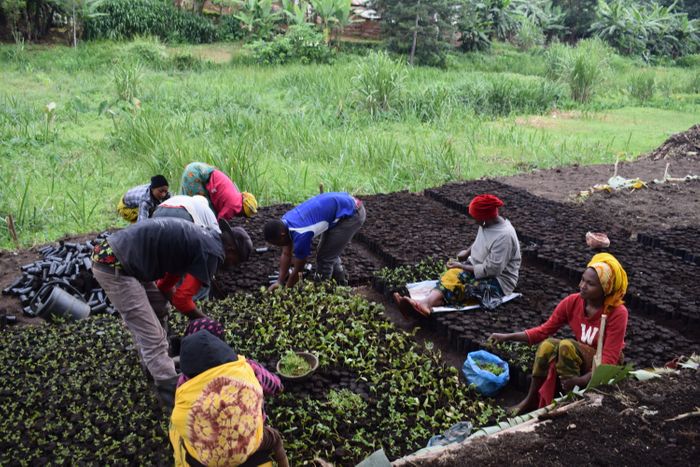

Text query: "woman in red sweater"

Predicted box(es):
[489, 252, 628, 415]
[180, 162, 258, 221]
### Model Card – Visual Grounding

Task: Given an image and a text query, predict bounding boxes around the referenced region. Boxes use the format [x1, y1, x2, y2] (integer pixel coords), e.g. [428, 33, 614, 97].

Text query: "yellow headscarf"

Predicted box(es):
[587, 253, 628, 315]
[242, 192, 258, 217]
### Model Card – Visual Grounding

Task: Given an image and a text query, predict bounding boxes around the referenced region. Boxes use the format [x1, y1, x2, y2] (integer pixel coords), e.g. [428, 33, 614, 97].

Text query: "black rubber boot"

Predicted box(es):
[332, 267, 348, 286]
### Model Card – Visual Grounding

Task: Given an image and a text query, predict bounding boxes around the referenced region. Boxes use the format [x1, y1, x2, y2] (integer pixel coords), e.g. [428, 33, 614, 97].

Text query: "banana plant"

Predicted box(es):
[233, 0, 283, 40]
[310, 0, 353, 45]
[281, 0, 310, 25]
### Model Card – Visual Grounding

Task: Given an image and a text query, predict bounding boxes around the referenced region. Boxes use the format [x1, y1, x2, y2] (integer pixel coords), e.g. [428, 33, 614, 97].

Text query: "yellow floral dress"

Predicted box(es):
[169, 356, 264, 466]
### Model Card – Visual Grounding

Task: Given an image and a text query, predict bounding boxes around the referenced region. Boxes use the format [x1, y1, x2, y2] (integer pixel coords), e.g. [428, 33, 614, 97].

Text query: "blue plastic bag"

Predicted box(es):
[462, 350, 510, 396]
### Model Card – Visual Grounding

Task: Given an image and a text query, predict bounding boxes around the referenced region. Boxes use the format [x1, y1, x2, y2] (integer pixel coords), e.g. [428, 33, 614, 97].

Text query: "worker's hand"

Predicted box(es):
[185, 309, 207, 321]
[487, 333, 509, 344]
[456, 250, 469, 260]
[161, 287, 175, 302]
[268, 282, 282, 292]
[446, 260, 464, 269]
[560, 375, 587, 392]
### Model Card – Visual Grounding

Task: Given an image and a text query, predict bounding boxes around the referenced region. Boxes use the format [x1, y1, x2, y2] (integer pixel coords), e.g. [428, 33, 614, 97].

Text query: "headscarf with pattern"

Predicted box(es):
[587, 252, 628, 315]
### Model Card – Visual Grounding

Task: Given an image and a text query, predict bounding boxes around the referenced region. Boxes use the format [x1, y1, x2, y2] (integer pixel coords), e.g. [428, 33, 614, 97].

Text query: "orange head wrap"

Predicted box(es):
[587, 253, 628, 315]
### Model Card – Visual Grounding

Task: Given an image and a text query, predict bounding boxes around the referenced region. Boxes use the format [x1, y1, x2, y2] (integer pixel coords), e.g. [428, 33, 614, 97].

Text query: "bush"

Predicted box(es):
[455, 74, 566, 116]
[120, 36, 168, 67]
[247, 24, 333, 65]
[514, 17, 545, 51]
[627, 71, 656, 102]
[217, 14, 245, 41]
[674, 53, 700, 67]
[351, 51, 407, 117]
[170, 51, 205, 71]
[400, 84, 455, 122]
[686, 73, 700, 94]
[545, 38, 610, 102]
[84, 0, 219, 43]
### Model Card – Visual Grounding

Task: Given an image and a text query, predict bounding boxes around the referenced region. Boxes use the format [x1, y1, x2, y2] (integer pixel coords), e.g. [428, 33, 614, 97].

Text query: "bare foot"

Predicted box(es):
[406, 298, 431, 318]
[393, 293, 413, 320]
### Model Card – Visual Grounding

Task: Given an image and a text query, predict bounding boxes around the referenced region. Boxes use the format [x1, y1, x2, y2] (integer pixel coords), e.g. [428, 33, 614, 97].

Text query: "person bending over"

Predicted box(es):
[169, 330, 289, 467]
[118, 174, 171, 223]
[264, 192, 365, 289]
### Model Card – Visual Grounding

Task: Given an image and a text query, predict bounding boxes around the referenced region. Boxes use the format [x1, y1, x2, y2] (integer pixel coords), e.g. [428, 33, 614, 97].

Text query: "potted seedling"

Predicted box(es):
[276, 350, 319, 381]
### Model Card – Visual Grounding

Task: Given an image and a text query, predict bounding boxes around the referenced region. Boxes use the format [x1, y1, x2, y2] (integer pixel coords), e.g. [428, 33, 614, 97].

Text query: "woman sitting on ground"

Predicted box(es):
[180, 162, 258, 221]
[489, 253, 629, 415]
[393, 194, 521, 317]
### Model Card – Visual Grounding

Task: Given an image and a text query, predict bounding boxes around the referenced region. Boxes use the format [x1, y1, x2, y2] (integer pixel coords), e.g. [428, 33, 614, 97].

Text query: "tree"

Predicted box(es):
[53, 0, 106, 47]
[552, 0, 598, 40]
[0, 0, 58, 41]
[373, 0, 455, 67]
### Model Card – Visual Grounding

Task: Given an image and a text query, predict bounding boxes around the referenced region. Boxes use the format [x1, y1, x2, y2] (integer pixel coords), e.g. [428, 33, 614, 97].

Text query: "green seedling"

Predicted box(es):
[475, 361, 504, 376]
[278, 351, 311, 376]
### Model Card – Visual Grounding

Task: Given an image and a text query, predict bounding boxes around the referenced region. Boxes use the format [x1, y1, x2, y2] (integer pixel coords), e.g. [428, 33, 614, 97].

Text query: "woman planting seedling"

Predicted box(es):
[170, 330, 289, 467]
[180, 161, 258, 221]
[117, 175, 171, 223]
[394, 194, 521, 317]
[489, 253, 629, 415]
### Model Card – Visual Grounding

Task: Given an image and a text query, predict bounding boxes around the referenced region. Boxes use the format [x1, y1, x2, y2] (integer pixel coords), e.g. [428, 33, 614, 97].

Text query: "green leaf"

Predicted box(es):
[586, 363, 633, 390]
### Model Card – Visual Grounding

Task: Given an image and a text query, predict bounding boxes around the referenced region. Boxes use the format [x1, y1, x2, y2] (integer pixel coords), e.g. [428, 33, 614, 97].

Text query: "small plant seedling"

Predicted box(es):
[327, 389, 367, 415]
[279, 351, 311, 377]
[476, 360, 504, 376]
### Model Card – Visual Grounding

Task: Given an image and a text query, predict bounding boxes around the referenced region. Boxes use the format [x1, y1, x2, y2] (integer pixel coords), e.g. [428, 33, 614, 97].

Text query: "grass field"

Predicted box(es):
[1, 39, 698, 248]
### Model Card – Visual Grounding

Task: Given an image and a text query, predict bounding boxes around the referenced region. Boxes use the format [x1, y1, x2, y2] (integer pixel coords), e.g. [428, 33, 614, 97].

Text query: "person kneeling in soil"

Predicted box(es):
[489, 253, 629, 415]
[91, 217, 253, 413]
[180, 162, 258, 221]
[393, 194, 521, 318]
[264, 192, 366, 289]
[170, 329, 289, 467]
[117, 175, 171, 223]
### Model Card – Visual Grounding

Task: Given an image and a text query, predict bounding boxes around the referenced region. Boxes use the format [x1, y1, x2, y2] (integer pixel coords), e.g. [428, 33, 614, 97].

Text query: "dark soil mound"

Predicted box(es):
[646, 124, 700, 160]
[413, 368, 700, 466]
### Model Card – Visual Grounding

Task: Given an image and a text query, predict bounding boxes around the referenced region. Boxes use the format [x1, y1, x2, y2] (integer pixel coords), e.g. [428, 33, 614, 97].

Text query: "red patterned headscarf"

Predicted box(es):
[468, 194, 504, 222]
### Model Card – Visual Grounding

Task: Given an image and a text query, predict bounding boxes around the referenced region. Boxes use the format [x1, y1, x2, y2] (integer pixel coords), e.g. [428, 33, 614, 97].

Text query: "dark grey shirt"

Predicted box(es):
[108, 217, 224, 285]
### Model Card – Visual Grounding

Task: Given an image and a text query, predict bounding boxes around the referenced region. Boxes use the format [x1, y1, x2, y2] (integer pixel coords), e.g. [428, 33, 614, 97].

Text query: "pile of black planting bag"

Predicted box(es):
[2, 232, 115, 320]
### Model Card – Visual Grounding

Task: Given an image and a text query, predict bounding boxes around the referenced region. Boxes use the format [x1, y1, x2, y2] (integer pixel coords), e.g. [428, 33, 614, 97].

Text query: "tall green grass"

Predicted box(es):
[0, 40, 698, 248]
